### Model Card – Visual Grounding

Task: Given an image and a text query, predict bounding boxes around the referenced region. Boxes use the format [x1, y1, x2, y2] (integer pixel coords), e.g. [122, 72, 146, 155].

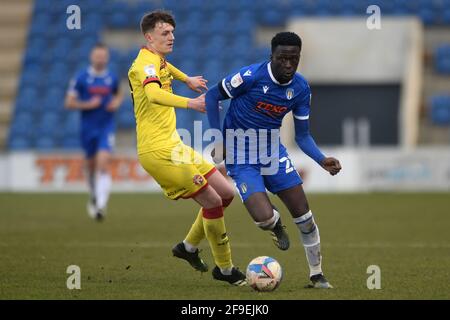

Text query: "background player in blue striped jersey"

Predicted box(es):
[205, 32, 342, 288]
[65, 44, 123, 221]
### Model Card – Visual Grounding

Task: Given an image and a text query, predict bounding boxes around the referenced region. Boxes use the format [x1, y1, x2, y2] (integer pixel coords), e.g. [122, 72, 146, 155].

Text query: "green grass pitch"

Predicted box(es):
[0, 192, 449, 299]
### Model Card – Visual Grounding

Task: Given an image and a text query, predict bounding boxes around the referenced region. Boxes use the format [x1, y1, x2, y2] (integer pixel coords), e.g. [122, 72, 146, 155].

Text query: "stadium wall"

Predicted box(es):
[0, 148, 449, 192]
[283, 17, 423, 148]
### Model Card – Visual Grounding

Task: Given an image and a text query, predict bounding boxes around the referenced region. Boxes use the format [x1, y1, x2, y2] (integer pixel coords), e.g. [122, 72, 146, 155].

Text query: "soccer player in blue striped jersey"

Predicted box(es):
[65, 44, 123, 221]
[205, 32, 341, 289]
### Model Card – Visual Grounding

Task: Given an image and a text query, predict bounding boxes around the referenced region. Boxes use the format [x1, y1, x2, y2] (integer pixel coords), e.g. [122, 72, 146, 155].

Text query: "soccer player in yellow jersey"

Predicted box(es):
[128, 10, 246, 286]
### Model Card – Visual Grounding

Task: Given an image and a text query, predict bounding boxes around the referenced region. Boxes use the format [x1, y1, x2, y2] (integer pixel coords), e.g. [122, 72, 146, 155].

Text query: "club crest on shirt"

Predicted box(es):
[193, 174, 204, 185]
[286, 88, 294, 100]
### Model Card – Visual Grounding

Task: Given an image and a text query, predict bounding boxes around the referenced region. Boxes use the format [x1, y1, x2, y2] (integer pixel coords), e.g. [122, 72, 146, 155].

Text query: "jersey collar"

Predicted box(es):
[267, 62, 293, 86]
[88, 66, 109, 77]
[142, 46, 167, 67]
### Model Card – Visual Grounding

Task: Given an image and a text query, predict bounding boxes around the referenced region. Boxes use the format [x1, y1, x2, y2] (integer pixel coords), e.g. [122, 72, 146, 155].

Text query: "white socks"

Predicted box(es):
[220, 267, 233, 275]
[183, 240, 197, 253]
[293, 210, 323, 277]
[255, 209, 280, 230]
[183, 240, 231, 275]
[88, 172, 96, 202]
[95, 171, 112, 210]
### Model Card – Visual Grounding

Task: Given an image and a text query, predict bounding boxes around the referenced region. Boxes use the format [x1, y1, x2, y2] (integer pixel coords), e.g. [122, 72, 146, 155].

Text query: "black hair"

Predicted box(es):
[271, 32, 302, 53]
[93, 42, 108, 50]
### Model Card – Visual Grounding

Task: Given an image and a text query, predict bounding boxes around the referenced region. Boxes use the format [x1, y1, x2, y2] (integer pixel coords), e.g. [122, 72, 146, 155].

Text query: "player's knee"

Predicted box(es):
[208, 194, 223, 209]
[221, 186, 235, 208]
[222, 186, 235, 202]
[221, 196, 234, 208]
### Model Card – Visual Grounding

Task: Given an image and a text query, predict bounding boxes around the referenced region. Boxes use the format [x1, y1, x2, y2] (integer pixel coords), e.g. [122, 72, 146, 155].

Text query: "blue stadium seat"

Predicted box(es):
[15, 88, 39, 112]
[61, 137, 81, 150]
[435, 45, 450, 74]
[17, 0, 450, 152]
[202, 60, 223, 84]
[252, 46, 271, 62]
[33, 0, 52, 15]
[62, 117, 80, 139]
[229, 0, 253, 13]
[8, 136, 31, 150]
[117, 112, 136, 129]
[258, 9, 286, 27]
[443, 8, 450, 24]
[107, 10, 129, 29]
[37, 114, 60, 136]
[134, 0, 157, 17]
[418, 8, 435, 25]
[116, 99, 135, 129]
[35, 136, 56, 150]
[13, 112, 33, 127]
[9, 121, 33, 140]
[430, 95, 450, 125]
[28, 13, 51, 37]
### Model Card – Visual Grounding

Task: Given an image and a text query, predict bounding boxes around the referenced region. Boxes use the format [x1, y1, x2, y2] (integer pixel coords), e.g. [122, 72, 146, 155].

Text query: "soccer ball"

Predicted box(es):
[246, 256, 283, 292]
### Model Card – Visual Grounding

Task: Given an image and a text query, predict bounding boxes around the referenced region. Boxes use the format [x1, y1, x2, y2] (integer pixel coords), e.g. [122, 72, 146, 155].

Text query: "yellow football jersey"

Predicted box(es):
[128, 47, 187, 154]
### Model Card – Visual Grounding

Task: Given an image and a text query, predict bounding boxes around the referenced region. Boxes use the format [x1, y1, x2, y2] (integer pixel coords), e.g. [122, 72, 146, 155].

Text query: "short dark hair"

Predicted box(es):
[140, 10, 176, 34]
[92, 42, 108, 50]
[271, 32, 302, 53]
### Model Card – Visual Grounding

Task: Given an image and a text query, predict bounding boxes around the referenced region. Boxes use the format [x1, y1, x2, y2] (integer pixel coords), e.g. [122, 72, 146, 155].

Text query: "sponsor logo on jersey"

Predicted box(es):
[286, 88, 294, 100]
[255, 101, 288, 118]
[240, 183, 247, 194]
[193, 174, 204, 185]
[263, 85, 269, 94]
[88, 86, 111, 95]
[243, 70, 252, 76]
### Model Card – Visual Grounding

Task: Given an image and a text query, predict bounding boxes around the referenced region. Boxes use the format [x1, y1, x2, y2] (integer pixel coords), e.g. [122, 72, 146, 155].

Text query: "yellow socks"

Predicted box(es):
[202, 206, 232, 269]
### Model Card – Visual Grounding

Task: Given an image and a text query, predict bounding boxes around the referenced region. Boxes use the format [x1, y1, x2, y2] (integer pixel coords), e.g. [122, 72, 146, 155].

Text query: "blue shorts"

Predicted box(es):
[226, 149, 302, 202]
[81, 127, 115, 158]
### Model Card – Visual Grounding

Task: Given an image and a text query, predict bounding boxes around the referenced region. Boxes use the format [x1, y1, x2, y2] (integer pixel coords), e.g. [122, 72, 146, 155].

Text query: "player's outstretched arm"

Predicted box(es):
[187, 94, 206, 113]
[294, 117, 342, 175]
[185, 76, 208, 93]
[205, 84, 228, 131]
[167, 63, 208, 93]
[205, 84, 229, 163]
[145, 82, 205, 112]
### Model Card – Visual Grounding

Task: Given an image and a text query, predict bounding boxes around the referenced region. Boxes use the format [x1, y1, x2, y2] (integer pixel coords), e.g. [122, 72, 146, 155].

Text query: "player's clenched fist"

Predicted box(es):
[320, 157, 342, 176]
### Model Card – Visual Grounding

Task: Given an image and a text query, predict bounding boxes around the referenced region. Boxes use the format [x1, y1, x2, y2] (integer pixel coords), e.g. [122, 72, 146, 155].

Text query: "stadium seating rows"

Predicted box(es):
[8, 0, 450, 150]
[430, 95, 450, 125]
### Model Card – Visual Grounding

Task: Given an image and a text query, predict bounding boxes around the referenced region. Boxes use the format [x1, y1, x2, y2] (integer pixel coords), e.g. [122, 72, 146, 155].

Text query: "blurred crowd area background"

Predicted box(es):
[0, 0, 450, 152]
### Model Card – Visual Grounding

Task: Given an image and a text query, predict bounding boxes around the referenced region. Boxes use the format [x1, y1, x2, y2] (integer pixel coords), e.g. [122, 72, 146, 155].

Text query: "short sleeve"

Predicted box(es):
[293, 83, 312, 121]
[67, 73, 83, 97]
[220, 65, 256, 99]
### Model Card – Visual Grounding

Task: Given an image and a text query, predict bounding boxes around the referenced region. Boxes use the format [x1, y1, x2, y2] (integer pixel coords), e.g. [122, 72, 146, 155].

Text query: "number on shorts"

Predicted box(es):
[280, 157, 294, 174]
